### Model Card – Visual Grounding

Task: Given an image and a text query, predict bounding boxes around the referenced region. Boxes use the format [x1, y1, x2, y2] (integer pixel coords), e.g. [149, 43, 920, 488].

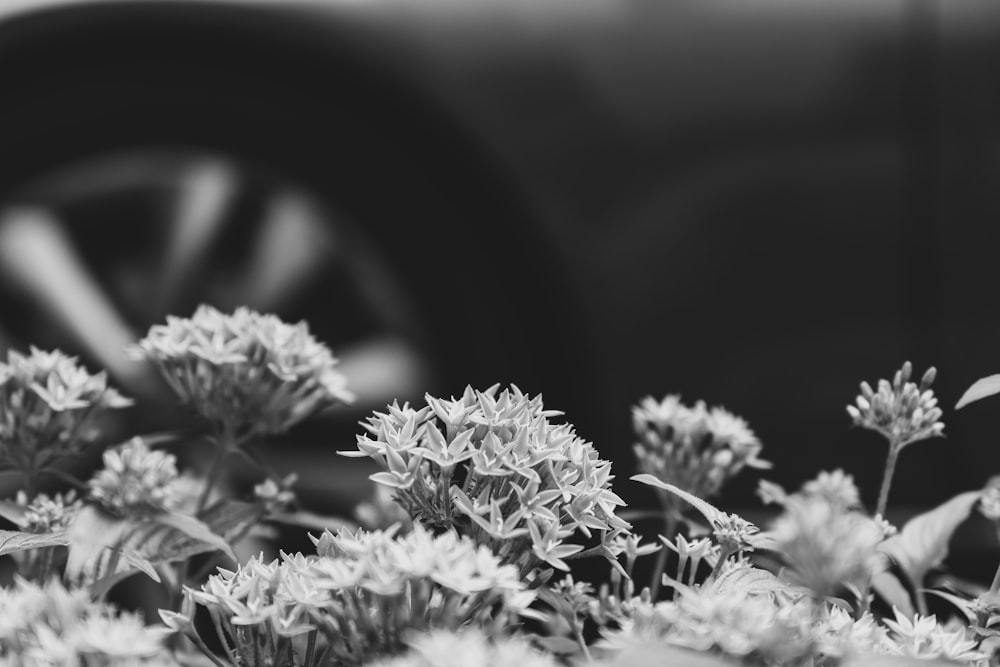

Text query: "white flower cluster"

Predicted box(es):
[18, 489, 81, 534]
[601, 582, 816, 665]
[847, 361, 944, 447]
[0, 347, 131, 474]
[632, 395, 769, 502]
[768, 495, 882, 598]
[370, 629, 559, 667]
[601, 575, 987, 666]
[819, 606, 984, 664]
[760, 471, 882, 598]
[11, 490, 82, 581]
[88, 438, 180, 517]
[343, 385, 630, 575]
[129, 305, 353, 437]
[183, 524, 533, 667]
[0, 577, 173, 666]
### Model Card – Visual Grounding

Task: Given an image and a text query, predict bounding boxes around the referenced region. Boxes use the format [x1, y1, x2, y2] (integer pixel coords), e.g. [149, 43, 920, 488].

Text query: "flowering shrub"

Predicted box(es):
[2, 310, 1000, 667]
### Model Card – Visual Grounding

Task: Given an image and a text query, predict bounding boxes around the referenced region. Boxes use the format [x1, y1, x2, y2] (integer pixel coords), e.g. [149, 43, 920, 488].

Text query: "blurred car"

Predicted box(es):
[0, 0, 998, 573]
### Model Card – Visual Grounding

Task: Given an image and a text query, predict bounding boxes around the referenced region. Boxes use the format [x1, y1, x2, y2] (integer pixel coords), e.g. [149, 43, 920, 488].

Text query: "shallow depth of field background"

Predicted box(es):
[0, 0, 997, 577]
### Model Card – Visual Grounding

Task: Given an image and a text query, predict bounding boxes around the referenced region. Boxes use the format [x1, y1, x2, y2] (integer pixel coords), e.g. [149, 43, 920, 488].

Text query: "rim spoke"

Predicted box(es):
[151, 159, 237, 318]
[0, 207, 149, 393]
[227, 188, 337, 312]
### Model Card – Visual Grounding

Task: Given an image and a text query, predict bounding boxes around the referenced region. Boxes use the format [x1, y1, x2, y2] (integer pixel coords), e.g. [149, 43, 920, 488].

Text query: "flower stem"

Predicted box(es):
[173, 428, 235, 612]
[875, 439, 901, 519]
[197, 429, 233, 516]
[649, 512, 678, 600]
[304, 630, 317, 667]
[574, 621, 593, 663]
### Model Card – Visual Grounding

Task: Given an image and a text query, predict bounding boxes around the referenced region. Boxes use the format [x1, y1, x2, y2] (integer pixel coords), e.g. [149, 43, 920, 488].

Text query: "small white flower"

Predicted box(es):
[88, 438, 179, 516]
[633, 395, 769, 503]
[802, 469, 861, 510]
[768, 495, 881, 597]
[0, 347, 131, 473]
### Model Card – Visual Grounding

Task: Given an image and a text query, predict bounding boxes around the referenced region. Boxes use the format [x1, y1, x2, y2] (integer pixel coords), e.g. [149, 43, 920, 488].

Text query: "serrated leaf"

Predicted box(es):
[631, 474, 724, 525]
[956, 374, 1000, 409]
[67, 506, 236, 589]
[708, 562, 802, 599]
[0, 529, 68, 555]
[0, 500, 27, 527]
[879, 491, 981, 585]
[88, 550, 161, 599]
[65, 506, 131, 583]
[200, 499, 263, 542]
[155, 512, 235, 562]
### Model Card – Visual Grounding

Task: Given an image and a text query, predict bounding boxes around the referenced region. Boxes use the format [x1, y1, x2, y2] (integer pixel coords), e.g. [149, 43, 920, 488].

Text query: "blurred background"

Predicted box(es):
[0, 0, 998, 577]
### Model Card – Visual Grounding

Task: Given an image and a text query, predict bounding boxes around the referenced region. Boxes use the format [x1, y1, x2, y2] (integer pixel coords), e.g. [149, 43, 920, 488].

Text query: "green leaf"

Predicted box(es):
[0, 500, 27, 527]
[707, 562, 803, 599]
[64, 506, 131, 583]
[956, 374, 1000, 409]
[154, 512, 236, 562]
[631, 474, 724, 525]
[879, 491, 981, 585]
[200, 499, 263, 542]
[0, 529, 68, 556]
[88, 550, 161, 599]
[870, 567, 915, 618]
[66, 505, 237, 589]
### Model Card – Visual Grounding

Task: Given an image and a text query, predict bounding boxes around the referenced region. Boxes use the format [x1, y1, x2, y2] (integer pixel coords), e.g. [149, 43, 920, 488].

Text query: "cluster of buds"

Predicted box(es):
[88, 438, 180, 518]
[253, 474, 298, 514]
[18, 489, 81, 534]
[846, 361, 945, 448]
[0, 347, 131, 479]
[182, 524, 533, 667]
[10, 490, 82, 581]
[342, 385, 630, 576]
[0, 577, 172, 665]
[632, 395, 769, 508]
[129, 305, 353, 439]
